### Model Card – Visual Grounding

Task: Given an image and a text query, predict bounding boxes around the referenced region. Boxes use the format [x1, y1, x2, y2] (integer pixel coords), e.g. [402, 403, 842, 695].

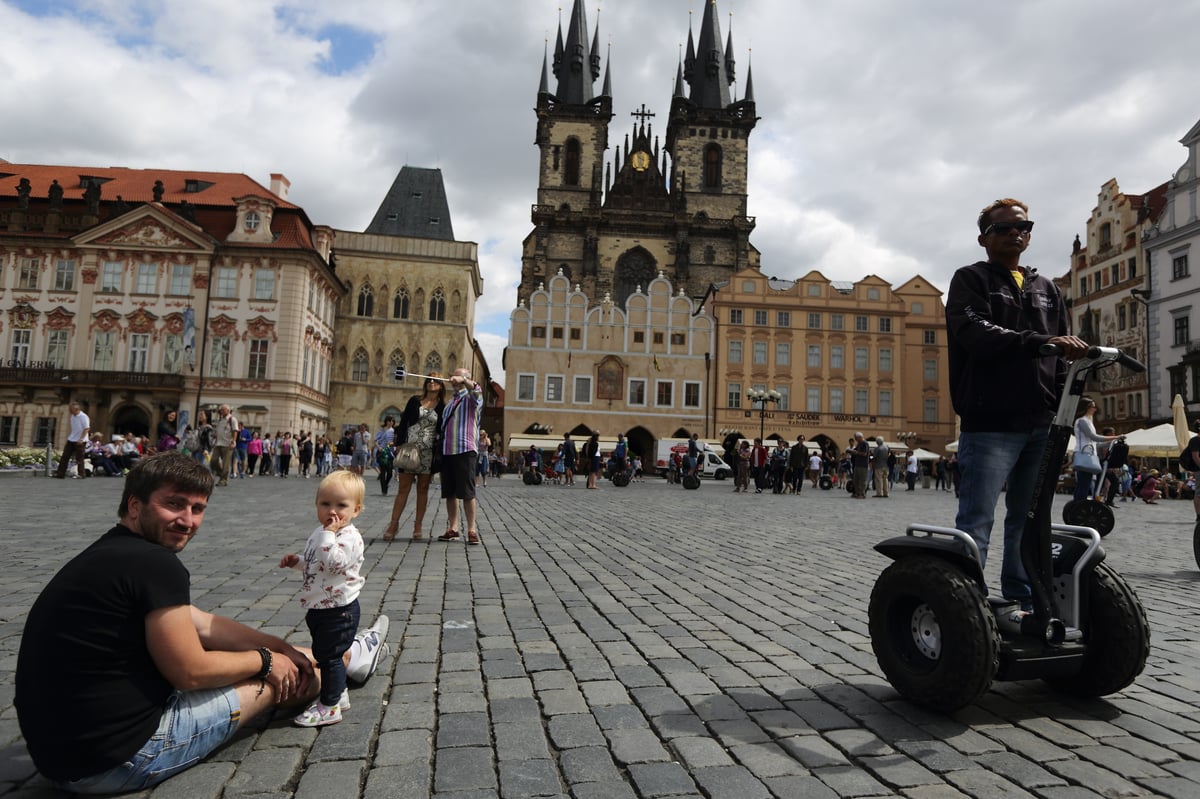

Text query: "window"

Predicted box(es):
[571, 328, 582, 341]
[911, 302, 924, 314]
[425, 352, 442, 374]
[670, 332, 686, 346]
[34, 417, 56, 447]
[128, 333, 149, 372]
[753, 341, 768, 365]
[92, 331, 115, 370]
[101, 261, 122, 293]
[653, 332, 664, 345]
[727, 383, 742, 409]
[303, 347, 312, 384]
[357, 285, 374, 317]
[574, 376, 592, 403]
[170, 264, 191, 295]
[879, 348, 893, 372]
[923, 330, 936, 345]
[1099, 222, 1112, 249]
[831, 314, 844, 330]
[351, 349, 369, 382]
[18, 257, 39, 290]
[924, 359, 938, 381]
[1130, 302, 1139, 326]
[684, 382, 701, 408]
[806, 387, 821, 412]
[544, 375, 564, 402]
[552, 327, 564, 340]
[808, 284, 821, 297]
[517, 374, 535, 402]
[855, 315, 869, 332]
[729, 309, 743, 325]
[1118, 305, 1127, 331]
[254, 269, 274, 300]
[308, 280, 316, 310]
[215, 266, 238, 298]
[855, 389, 869, 415]
[532, 326, 546, 338]
[1174, 315, 1190, 347]
[10, 329, 31, 364]
[244, 211, 261, 231]
[924, 398, 939, 423]
[878, 390, 893, 416]
[807, 345, 821, 368]
[728, 340, 743, 364]
[879, 317, 893, 333]
[1174, 254, 1190, 280]
[429, 288, 446, 321]
[629, 379, 646, 405]
[867, 288, 880, 301]
[776, 343, 790, 366]
[829, 387, 844, 413]
[46, 330, 69, 368]
[775, 386, 790, 411]
[754, 310, 768, 326]
[808, 312, 821, 329]
[703, 144, 722, 189]
[209, 336, 231, 378]
[248, 339, 269, 379]
[854, 347, 868, 370]
[136, 263, 157, 294]
[777, 311, 791, 327]
[564, 138, 581, 186]
[633, 331, 645, 344]
[393, 288, 410, 319]
[1128, 256, 1138, 280]
[0, 416, 17, 445]
[162, 334, 183, 373]
[54, 259, 75, 291]
[1111, 263, 1120, 286]
[830, 346, 844, 369]
[656, 381, 673, 406]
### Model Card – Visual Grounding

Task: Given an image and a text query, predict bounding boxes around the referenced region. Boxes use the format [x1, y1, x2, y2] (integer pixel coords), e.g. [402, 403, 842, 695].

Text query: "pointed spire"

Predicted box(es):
[590, 8, 602, 83]
[743, 54, 755, 103]
[601, 43, 612, 98]
[553, 19, 564, 76]
[553, 0, 596, 104]
[684, 22, 696, 82]
[538, 41, 550, 96]
[687, 0, 733, 109]
[724, 22, 735, 85]
[673, 58, 686, 99]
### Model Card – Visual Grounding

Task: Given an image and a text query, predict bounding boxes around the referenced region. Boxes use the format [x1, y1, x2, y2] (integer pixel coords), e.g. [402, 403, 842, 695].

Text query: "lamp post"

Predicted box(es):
[747, 389, 781, 442]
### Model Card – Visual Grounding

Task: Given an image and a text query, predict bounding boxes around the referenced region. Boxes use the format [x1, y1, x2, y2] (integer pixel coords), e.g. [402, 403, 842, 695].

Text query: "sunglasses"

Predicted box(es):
[984, 220, 1034, 235]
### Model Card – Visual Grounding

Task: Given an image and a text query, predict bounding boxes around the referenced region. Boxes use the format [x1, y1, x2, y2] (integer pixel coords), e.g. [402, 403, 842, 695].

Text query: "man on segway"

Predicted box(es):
[945, 197, 1088, 612]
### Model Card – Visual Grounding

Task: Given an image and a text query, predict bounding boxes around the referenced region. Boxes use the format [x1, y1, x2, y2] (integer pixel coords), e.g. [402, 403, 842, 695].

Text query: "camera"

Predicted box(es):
[393, 367, 405, 381]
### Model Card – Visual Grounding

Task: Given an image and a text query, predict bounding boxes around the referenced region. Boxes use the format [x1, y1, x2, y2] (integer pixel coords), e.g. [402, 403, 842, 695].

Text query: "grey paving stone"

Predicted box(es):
[494, 721, 552, 761]
[606, 729, 672, 765]
[224, 749, 305, 796]
[498, 759, 563, 798]
[437, 712, 491, 748]
[559, 747, 623, 785]
[376, 729, 434, 765]
[294, 760, 366, 799]
[777, 735, 850, 769]
[547, 713, 606, 749]
[627, 762, 698, 797]
[727, 741, 808, 778]
[433, 747, 496, 793]
[762, 775, 839, 799]
[592, 703, 649, 731]
[670, 736, 736, 769]
[569, 782, 638, 799]
[691, 765, 771, 799]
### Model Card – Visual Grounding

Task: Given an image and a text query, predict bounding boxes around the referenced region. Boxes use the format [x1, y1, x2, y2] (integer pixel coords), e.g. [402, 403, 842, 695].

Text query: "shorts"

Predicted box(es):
[351, 451, 369, 469]
[337, 454, 352, 468]
[441, 452, 478, 500]
[57, 687, 240, 794]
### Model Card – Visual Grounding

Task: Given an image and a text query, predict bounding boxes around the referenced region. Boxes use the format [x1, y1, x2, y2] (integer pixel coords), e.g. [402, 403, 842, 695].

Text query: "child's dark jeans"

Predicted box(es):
[305, 599, 360, 706]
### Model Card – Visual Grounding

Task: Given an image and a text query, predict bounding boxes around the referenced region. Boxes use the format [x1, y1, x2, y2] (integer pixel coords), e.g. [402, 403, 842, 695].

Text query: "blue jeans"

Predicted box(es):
[57, 687, 239, 794]
[1073, 470, 1095, 501]
[955, 427, 1050, 608]
[306, 599, 360, 706]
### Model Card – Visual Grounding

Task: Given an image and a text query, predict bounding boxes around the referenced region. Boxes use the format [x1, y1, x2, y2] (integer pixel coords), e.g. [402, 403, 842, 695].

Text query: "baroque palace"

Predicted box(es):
[503, 0, 955, 462]
[0, 162, 486, 446]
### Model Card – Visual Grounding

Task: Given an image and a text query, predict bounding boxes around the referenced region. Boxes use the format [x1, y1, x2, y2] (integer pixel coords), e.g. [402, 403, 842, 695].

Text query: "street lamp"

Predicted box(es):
[746, 388, 781, 442]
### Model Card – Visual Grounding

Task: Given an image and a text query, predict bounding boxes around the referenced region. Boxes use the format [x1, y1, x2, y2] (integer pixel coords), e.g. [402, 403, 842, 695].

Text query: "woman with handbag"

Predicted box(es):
[1072, 397, 1121, 502]
[384, 374, 446, 541]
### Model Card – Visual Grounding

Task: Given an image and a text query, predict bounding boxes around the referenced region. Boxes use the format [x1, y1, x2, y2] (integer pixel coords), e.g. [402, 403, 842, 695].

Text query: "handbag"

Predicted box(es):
[395, 442, 422, 472]
[1073, 443, 1103, 475]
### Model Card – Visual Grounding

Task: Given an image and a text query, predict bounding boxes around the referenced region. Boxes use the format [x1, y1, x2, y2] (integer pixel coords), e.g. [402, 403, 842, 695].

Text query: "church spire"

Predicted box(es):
[686, 0, 733, 109]
[743, 55, 755, 103]
[553, 0, 597, 105]
[601, 43, 612, 98]
[538, 41, 550, 97]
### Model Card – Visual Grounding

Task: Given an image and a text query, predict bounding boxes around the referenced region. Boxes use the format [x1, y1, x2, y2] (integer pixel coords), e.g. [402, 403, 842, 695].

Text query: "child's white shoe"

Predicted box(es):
[294, 700, 341, 727]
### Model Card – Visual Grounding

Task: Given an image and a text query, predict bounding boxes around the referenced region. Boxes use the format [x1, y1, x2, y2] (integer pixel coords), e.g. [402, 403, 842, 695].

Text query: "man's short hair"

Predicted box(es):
[119, 452, 215, 517]
[977, 198, 1029, 233]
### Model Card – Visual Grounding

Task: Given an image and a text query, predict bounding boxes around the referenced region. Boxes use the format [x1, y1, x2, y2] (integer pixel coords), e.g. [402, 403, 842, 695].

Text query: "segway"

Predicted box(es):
[682, 472, 700, 490]
[819, 474, 834, 490]
[868, 345, 1150, 712]
[613, 470, 631, 487]
[1061, 446, 1117, 537]
[522, 469, 542, 485]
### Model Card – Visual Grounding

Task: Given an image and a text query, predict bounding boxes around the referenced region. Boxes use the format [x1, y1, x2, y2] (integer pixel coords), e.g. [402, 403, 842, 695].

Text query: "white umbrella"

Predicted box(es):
[1173, 394, 1191, 451]
[1123, 423, 1190, 458]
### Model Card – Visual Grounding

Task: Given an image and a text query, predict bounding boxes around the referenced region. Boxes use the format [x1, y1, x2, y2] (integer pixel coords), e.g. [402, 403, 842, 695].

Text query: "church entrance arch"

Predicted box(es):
[612, 247, 657, 309]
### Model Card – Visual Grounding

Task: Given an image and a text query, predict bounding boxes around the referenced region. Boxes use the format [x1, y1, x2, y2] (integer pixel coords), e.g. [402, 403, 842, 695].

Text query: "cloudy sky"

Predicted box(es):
[3, 0, 1198, 385]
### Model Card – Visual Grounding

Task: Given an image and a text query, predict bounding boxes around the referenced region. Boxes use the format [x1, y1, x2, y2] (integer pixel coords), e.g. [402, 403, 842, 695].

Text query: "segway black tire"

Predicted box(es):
[613, 471, 631, 487]
[1194, 519, 1200, 571]
[819, 475, 833, 490]
[682, 474, 700, 490]
[869, 556, 999, 713]
[1043, 561, 1149, 698]
[1061, 499, 1115, 538]
[522, 471, 535, 485]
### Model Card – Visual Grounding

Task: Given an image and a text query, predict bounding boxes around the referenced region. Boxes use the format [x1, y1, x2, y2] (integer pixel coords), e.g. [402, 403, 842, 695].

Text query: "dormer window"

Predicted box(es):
[245, 211, 261, 231]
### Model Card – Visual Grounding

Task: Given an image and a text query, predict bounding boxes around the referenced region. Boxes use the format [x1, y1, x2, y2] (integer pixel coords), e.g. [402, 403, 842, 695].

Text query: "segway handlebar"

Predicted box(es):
[1037, 343, 1145, 373]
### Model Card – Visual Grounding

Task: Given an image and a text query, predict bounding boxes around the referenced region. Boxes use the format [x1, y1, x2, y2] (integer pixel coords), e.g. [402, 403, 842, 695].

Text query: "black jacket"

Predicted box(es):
[398, 395, 445, 445]
[945, 260, 1068, 433]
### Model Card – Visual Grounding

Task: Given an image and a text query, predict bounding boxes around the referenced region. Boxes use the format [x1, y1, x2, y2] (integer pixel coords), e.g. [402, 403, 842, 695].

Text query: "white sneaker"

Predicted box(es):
[339, 688, 351, 710]
[294, 700, 341, 727]
[347, 614, 390, 684]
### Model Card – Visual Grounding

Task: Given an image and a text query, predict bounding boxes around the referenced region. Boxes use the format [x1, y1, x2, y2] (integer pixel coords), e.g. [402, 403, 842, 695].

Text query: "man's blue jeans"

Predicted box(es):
[955, 427, 1049, 608]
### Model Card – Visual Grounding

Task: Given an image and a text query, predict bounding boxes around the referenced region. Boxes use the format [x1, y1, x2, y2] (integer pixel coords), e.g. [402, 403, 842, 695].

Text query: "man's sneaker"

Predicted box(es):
[294, 701, 341, 727]
[347, 614, 390, 684]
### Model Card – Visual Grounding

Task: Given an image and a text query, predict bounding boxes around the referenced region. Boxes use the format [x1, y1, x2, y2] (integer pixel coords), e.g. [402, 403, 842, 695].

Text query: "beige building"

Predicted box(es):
[504, 269, 714, 461]
[0, 163, 342, 446]
[706, 267, 955, 456]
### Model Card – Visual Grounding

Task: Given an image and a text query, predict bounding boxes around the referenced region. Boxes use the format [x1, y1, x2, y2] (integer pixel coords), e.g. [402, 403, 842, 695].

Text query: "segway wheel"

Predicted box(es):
[1061, 499, 1115, 538]
[1043, 561, 1149, 698]
[869, 556, 999, 712]
[613, 471, 631, 487]
[522, 471, 535, 485]
[682, 473, 700, 490]
[846, 479, 855, 494]
[819, 475, 833, 491]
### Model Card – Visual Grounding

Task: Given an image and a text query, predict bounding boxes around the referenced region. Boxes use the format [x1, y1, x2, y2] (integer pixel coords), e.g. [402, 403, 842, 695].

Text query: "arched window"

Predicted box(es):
[613, 247, 657, 309]
[357, 284, 374, 317]
[565, 138, 581, 186]
[351, 348, 369, 382]
[429, 288, 446, 322]
[704, 245, 716, 264]
[425, 351, 442, 375]
[703, 144, 722, 189]
[389, 349, 405, 380]
[393, 287, 410, 319]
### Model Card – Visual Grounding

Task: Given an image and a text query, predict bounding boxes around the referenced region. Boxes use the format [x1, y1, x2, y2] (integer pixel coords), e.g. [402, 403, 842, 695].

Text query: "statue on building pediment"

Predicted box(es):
[153, 180, 165, 202]
[98, 219, 191, 249]
[48, 180, 63, 210]
[17, 178, 31, 210]
[84, 180, 100, 215]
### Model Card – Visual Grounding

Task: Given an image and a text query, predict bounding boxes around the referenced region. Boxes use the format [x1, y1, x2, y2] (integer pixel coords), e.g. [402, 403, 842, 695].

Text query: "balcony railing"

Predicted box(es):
[0, 365, 186, 389]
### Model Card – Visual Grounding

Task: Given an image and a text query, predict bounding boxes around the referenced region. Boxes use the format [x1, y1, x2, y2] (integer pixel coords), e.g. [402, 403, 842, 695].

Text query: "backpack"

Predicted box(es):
[182, 429, 200, 453]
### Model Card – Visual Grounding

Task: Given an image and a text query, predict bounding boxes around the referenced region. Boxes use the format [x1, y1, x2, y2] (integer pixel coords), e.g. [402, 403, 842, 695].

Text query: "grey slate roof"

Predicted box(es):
[364, 166, 454, 240]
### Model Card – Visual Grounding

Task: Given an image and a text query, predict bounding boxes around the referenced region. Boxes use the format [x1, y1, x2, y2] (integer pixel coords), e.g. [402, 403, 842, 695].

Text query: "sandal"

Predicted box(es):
[437, 530, 460, 541]
[467, 532, 481, 546]
[383, 520, 399, 541]
[411, 532, 424, 541]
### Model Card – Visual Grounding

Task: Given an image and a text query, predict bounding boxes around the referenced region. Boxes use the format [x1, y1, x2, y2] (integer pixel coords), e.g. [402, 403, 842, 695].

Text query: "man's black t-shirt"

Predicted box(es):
[16, 525, 191, 781]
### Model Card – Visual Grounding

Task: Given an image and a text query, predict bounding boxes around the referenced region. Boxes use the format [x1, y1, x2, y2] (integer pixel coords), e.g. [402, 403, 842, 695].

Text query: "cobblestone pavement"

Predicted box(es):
[2, 470, 1200, 798]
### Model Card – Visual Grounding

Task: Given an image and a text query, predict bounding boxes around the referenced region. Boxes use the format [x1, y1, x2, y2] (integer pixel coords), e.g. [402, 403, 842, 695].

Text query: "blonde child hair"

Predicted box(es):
[318, 470, 365, 508]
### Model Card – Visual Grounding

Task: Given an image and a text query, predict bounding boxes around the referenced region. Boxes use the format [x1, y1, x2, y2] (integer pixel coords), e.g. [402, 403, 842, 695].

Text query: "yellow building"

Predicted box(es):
[706, 267, 954, 455]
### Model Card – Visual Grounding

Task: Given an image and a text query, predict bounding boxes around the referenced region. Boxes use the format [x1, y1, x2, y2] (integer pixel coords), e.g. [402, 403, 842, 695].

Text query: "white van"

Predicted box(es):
[654, 440, 732, 480]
